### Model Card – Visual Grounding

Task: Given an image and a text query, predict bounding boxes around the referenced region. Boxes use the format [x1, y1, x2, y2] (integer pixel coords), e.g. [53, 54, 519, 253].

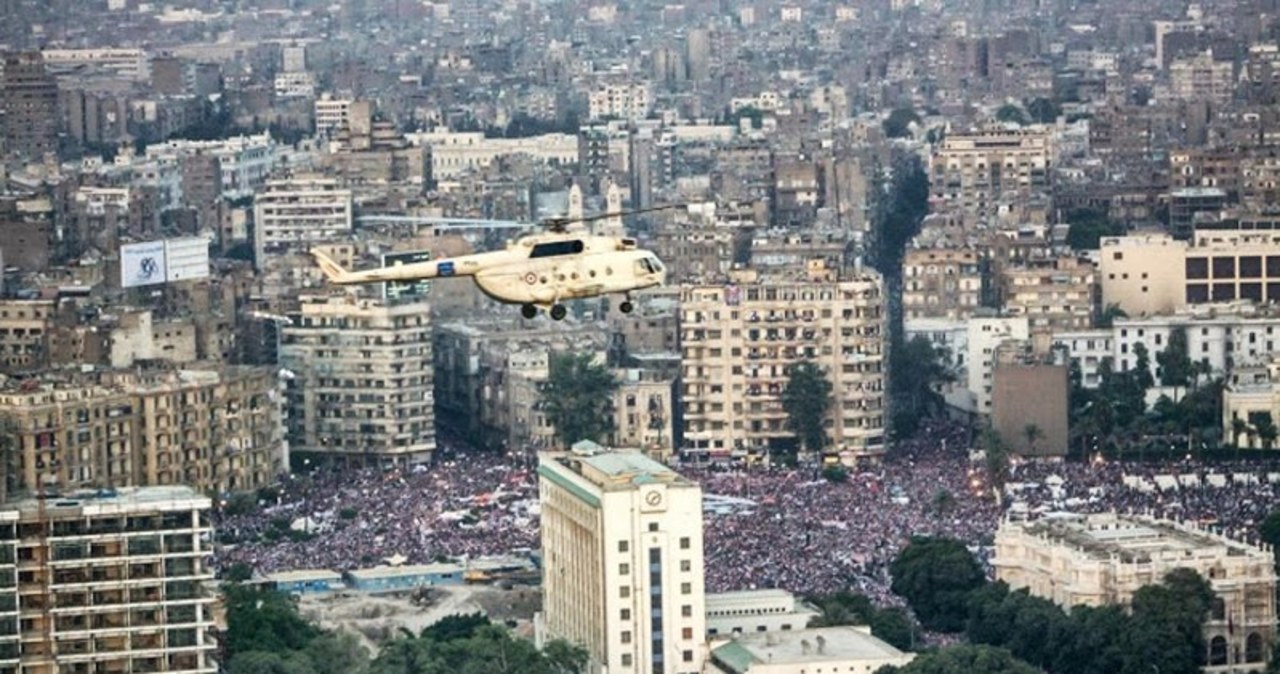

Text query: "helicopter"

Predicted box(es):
[310, 205, 675, 321]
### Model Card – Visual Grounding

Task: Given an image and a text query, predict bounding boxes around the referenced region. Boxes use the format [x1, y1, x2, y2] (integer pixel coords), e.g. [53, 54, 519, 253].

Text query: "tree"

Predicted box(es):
[305, 632, 370, 674]
[1022, 424, 1043, 455]
[932, 489, 956, 517]
[224, 585, 323, 658]
[889, 537, 986, 633]
[1261, 510, 1280, 555]
[781, 360, 833, 454]
[542, 639, 589, 674]
[822, 465, 850, 483]
[869, 607, 919, 651]
[542, 352, 618, 446]
[889, 336, 954, 438]
[1257, 413, 1279, 450]
[1157, 327, 1194, 388]
[995, 103, 1029, 126]
[1066, 207, 1125, 251]
[982, 428, 1011, 494]
[876, 645, 1040, 674]
[1097, 303, 1128, 329]
[883, 107, 920, 138]
[1233, 417, 1250, 448]
[1025, 97, 1061, 124]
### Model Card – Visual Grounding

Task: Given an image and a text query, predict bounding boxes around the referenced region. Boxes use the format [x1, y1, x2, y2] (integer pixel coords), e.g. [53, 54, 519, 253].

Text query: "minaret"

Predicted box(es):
[598, 181, 624, 237]
[567, 183, 584, 222]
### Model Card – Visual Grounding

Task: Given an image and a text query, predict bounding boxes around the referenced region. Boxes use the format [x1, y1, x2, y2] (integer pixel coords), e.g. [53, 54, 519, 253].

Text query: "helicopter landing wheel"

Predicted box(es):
[520, 303, 537, 319]
[619, 300, 634, 314]
[549, 304, 567, 321]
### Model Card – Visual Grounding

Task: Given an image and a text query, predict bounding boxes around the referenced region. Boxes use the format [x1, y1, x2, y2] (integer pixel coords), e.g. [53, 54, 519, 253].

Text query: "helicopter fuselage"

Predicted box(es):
[313, 233, 666, 308]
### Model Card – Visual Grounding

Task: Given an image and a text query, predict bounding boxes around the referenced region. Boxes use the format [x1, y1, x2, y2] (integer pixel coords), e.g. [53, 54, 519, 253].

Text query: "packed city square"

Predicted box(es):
[213, 418, 1280, 604]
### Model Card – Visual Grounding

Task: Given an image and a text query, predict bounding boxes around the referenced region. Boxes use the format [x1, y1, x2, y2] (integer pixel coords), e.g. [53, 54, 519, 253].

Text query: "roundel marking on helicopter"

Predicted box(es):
[524, 272, 538, 285]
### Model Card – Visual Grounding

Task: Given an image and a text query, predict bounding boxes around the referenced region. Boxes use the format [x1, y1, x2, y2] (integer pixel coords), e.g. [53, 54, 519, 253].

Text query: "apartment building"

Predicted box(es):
[997, 254, 1096, 331]
[680, 260, 886, 463]
[538, 448, 706, 674]
[903, 247, 983, 320]
[281, 295, 434, 467]
[0, 300, 52, 374]
[0, 486, 216, 674]
[1169, 50, 1235, 106]
[965, 315, 1030, 415]
[1, 52, 59, 161]
[252, 176, 353, 269]
[1101, 231, 1280, 316]
[994, 513, 1275, 672]
[0, 366, 286, 499]
[928, 128, 1053, 216]
[587, 82, 653, 122]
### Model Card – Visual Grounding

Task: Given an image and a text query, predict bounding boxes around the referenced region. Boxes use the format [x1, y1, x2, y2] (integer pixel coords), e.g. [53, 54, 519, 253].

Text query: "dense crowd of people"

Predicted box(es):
[214, 419, 1280, 605]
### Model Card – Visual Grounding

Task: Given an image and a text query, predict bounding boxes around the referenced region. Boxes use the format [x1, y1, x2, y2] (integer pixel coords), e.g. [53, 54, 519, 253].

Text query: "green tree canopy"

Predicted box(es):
[883, 107, 921, 138]
[1156, 327, 1194, 387]
[996, 103, 1029, 125]
[889, 336, 954, 438]
[542, 352, 618, 446]
[807, 592, 920, 651]
[1065, 207, 1125, 251]
[1025, 97, 1061, 124]
[781, 360, 833, 454]
[889, 537, 986, 632]
[876, 645, 1041, 674]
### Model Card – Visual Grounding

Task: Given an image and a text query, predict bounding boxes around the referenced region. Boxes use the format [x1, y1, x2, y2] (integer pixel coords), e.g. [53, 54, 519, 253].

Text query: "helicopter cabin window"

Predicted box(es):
[529, 240, 585, 258]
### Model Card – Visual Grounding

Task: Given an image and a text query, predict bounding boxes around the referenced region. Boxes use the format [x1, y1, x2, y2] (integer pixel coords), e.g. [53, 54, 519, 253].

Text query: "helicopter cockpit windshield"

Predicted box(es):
[636, 256, 664, 274]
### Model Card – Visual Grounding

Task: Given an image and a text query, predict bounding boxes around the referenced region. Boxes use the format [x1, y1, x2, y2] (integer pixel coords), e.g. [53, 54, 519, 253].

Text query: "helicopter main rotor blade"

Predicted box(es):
[554, 203, 687, 226]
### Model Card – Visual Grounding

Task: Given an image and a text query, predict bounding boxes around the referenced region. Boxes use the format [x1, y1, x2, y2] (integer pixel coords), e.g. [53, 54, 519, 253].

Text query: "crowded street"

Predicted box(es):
[214, 419, 1280, 603]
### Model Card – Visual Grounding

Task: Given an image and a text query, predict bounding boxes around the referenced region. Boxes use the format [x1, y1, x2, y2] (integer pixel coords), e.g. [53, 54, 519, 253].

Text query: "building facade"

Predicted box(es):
[680, 260, 886, 463]
[252, 176, 353, 269]
[281, 295, 435, 467]
[928, 128, 1053, 216]
[994, 513, 1276, 672]
[538, 449, 706, 674]
[903, 247, 983, 320]
[0, 367, 285, 499]
[0, 486, 216, 674]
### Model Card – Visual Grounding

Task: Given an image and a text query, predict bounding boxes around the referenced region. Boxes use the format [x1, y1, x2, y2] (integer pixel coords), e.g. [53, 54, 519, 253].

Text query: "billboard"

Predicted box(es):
[120, 237, 211, 288]
[120, 241, 167, 288]
[382, 250, 432, 301]
[163, 237, 210, 283]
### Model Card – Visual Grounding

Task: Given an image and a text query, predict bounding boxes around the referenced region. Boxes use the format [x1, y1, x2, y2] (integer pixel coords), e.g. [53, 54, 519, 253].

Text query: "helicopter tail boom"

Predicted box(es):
[310, 250, 361, 285]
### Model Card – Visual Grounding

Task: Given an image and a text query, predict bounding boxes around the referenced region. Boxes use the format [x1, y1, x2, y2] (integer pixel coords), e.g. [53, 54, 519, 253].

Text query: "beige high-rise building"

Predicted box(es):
[252, 175, 353, 270]
[998, 255, 1096, 331]
[1102, 231, 1280, 316]
[0, 486, 217, 674]
[538, 448, 706, 674]
[928, 128, 1053, 216]
[0, 367, 286, 499]
[903, 247, 982, 320]
[281, 295, 434, 467]
[994, 513, 1276, 671]
[680, 259, 886, 463]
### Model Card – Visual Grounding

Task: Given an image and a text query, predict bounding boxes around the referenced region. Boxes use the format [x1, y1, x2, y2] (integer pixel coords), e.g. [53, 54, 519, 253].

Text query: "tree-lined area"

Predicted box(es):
[222, 585, 587, 674]
[878, 536, 1221, 674]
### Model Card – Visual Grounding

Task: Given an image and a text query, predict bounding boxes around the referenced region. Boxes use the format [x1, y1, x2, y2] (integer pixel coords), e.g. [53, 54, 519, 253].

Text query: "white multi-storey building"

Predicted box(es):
[407, 130, 578, 180]
[680, 260, 886, 463]
[0, 486, 217, 674]
[274, 71, 317, 98]
[144, 133, 279, 200]
[281, 295, 435, 467]
[588, 83, 653, 122]
[314, 95, 354, 138]
[966, 316, 1030, 415]
[41, 48, 149, 79]
[252, 176, 353, 268]
[538, 448, 706, 674]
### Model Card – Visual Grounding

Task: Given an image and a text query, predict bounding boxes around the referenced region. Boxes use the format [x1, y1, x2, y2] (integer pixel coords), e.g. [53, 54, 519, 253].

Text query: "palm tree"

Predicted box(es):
[1257, 415, 1279, 451]
[1232, 417, 1249, 449]
[1023, 424, 1044, 455]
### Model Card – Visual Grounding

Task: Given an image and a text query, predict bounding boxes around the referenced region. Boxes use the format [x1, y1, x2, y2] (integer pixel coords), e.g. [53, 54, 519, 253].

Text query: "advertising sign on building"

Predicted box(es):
[382, 250, 432, 300]
[120, 241, 168, 288]
[164, 237, 211, 283]
[120, 237, 211, 288]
